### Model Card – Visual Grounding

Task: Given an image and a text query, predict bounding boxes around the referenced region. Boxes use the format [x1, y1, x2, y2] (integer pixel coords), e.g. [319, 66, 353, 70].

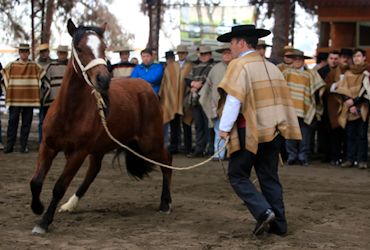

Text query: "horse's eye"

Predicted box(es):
[76, 47, 82, 53]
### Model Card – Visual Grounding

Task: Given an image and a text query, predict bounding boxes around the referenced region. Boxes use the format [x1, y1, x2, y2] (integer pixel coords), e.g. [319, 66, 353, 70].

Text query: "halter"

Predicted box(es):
[71, 41, 107, 89]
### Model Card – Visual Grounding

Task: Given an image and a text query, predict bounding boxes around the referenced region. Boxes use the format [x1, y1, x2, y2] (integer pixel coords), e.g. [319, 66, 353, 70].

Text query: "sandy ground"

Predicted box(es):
[1, 150, 370, 250]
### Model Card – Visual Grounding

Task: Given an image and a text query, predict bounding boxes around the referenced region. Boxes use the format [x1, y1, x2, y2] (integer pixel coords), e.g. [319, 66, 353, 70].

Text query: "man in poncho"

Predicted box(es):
[1, 43, 44, 153]
[217, 25, 301, 236]
[283, 49, 325, 165]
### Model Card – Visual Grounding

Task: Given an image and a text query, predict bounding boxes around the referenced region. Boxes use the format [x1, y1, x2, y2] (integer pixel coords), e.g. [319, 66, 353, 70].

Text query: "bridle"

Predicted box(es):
[71, 36, 107, 89]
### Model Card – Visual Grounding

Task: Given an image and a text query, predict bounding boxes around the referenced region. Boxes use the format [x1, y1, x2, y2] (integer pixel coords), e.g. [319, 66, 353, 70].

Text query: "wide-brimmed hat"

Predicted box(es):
[285, 49, 312, 59]
[198, 45, 212, 54]
[215, 43, 231, 53]
[281, 45, 295, 56]
[256, 39, 271, 48]
[113, 46, 132, 53]
[18, 43, 30, 50]
[37, 43, 49, 51]
[176, 44, 189, 53]
[339, 48, 353, 57]
[57, 45, 69, 52]
[217, 25, 271, 42]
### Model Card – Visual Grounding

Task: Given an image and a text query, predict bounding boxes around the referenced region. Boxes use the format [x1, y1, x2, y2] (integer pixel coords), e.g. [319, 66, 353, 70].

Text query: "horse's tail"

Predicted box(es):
[113, 141, 155, 179]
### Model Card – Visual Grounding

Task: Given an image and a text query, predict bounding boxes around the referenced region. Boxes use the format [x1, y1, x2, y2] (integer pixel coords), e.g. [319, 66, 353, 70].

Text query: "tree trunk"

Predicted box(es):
[42, 0, 55, 44]
[147, 0, 162, 53]
[270, 0, 290, 63]
[31, 0, 35, 60]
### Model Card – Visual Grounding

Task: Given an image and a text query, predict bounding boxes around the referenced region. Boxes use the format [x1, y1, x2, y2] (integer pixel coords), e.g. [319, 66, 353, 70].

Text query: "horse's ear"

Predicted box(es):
[101, 22, 107, 33]
[67, 19, 77, 37]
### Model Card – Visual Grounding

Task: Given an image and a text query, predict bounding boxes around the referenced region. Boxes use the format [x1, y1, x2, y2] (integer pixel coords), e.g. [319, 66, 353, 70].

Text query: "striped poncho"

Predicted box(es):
[283, 67, 325, 125]
[43, 59, 68, 106]
[1, 59, 45, 107]
[218, 52, 301, 155]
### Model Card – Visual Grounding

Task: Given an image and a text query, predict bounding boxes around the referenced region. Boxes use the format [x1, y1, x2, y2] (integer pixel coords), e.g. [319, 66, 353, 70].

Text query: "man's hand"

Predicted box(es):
[191, 80, 203, 90]
[349, 106, 358, 115]
[219, 130, 229, 140]
[344, 98, 354, 107]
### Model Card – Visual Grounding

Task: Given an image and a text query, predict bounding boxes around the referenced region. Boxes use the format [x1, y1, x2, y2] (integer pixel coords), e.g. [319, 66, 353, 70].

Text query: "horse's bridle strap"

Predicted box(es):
[84, 58, 107, 72]
[71, 45, 107, 89]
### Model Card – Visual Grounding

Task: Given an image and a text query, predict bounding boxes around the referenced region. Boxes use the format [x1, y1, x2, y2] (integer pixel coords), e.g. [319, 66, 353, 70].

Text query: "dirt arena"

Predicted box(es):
[1, 149, 370, 249]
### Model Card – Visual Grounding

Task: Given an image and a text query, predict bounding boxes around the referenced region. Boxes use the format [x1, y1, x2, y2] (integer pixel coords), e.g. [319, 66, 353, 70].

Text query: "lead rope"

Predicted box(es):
[93, 91, 229, 170]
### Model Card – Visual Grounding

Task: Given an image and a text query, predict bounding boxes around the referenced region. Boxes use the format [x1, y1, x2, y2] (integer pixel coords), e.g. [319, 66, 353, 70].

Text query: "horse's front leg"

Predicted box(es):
[32, 151, 87, 234]
[59, 153, 104, 213]
[30, 143, 58, 215]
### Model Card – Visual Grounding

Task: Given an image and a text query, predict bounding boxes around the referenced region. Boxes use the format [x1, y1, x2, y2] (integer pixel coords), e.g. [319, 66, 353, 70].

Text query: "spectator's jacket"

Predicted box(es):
[199, 61, 227, 126]
[130, 62, 164, 94]
[184, 58, 215, 85]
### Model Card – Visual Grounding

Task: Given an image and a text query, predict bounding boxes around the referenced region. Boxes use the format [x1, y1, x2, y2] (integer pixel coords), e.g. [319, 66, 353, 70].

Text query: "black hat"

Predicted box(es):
[339, 48, 353, 57]
[316, 52, 329, 62]
[217, 25, 271, 43]
[165, 50, 175, 59]
[285, 49, 312, 59]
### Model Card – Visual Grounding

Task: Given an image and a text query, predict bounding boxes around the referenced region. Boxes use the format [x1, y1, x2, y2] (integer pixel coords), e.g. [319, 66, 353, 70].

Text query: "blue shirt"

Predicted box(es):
[130, 63, 164, 94]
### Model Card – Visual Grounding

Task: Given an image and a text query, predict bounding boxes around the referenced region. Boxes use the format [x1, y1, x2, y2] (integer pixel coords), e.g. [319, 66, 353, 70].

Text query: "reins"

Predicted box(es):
[71, 44, 229, 171]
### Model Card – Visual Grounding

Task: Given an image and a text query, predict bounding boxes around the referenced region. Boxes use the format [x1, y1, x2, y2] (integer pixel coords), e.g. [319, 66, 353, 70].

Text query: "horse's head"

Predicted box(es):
[67, 19, 111, 95]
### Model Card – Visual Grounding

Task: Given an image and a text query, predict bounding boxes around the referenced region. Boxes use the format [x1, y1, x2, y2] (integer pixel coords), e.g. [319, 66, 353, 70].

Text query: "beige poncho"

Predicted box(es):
[218, 52, 301, 155]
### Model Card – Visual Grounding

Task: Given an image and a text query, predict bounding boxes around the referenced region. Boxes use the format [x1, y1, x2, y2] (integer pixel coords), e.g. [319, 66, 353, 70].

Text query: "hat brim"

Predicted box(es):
[215, 48, 231, 53]
[286, 55, 312, 59]
[217, 29, 271, 42]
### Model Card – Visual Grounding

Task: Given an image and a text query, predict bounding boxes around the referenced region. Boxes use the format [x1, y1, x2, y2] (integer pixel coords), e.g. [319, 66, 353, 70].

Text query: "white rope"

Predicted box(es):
[93, 91, 229, 171]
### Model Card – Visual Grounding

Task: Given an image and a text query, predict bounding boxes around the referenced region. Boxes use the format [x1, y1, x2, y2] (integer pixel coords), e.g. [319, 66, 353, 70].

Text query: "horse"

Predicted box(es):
[30, 19, 172, 234]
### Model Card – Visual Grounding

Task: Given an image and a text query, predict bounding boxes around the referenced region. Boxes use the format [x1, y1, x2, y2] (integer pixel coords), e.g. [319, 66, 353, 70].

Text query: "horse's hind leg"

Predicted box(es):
[32, 151, 87, 234]
[30, 144, 58, 215]
[59, 153, 104, 213]
[157, 149, 173, 213]
[159, 161, 172, 213]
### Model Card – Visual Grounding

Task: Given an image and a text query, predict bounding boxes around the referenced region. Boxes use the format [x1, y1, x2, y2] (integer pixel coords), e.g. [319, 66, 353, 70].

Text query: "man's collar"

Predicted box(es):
[239, 49, 254, 58]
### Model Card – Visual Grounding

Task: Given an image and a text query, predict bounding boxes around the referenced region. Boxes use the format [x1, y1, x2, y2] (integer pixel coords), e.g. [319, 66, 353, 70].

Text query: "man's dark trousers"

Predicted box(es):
[228, 128, 287, 233]
[6, 106, 33, 150]
[192, 104, 208, 154]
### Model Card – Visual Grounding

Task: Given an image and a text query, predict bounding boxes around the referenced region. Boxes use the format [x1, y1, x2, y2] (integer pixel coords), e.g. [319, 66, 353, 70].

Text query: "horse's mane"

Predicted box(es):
[72, 26, 104, 47]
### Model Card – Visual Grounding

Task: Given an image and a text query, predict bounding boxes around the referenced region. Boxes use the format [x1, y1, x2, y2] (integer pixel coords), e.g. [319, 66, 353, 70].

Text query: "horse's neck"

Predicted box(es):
[58, 64, 95, 115]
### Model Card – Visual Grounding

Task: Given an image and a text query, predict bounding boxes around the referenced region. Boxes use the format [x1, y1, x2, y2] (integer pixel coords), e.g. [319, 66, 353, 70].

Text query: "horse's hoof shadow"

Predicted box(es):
[32, 225, 47, 235]
[31, 200, 44, 215]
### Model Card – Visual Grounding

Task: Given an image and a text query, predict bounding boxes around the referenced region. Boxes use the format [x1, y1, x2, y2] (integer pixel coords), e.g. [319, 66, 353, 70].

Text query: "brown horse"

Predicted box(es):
[30, 19, 172, 234]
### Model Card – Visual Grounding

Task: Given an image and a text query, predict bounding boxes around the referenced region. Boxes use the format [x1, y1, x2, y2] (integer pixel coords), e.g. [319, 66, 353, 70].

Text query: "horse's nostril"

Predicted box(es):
[96, 74, 111, 89]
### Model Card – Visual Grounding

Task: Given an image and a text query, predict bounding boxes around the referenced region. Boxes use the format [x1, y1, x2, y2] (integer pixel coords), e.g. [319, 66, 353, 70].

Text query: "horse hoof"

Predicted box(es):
[58, 194, 79, 213]
[32, 225, 47, 235]
[159, 203, 172, 214]
[31, 200, 44, 215]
